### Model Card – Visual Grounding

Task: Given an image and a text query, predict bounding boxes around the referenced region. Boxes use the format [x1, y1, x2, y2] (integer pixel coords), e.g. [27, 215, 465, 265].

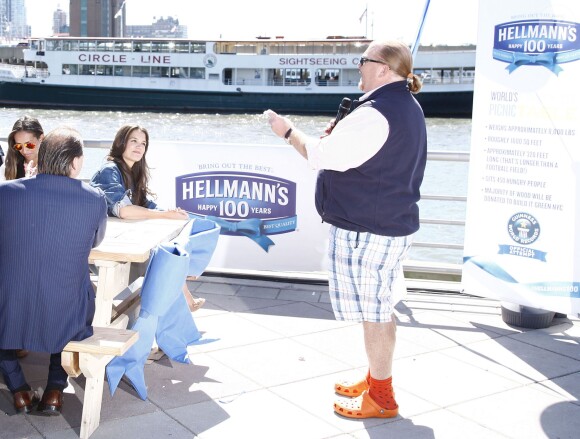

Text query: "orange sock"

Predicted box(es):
[368, 376, 397, 410]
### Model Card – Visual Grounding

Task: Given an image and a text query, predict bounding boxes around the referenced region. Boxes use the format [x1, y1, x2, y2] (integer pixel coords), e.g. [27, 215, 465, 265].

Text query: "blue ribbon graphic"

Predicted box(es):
[463, 256, 580, 299]
[493, 49, 563, 75]
[498, 245, 547, 262]
[206, 216, 274, 252]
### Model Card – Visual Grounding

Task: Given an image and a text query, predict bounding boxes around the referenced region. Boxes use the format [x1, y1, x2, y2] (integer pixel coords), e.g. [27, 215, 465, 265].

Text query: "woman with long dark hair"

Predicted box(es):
[90, 124, 205, 311]
[1, 116, 44, 181]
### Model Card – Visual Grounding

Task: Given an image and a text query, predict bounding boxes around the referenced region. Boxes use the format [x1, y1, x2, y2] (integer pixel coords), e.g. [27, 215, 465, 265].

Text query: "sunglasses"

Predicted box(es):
[13, 142, 36, 151]
[358, 56, 386, 67]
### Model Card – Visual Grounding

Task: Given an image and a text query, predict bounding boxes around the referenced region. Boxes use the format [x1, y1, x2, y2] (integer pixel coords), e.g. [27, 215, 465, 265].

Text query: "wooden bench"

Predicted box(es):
[62, 327, 139, 439]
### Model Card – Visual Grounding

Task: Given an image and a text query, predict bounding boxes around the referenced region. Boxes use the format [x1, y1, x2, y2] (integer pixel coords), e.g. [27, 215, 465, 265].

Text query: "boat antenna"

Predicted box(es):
[411, 0, 431, 61]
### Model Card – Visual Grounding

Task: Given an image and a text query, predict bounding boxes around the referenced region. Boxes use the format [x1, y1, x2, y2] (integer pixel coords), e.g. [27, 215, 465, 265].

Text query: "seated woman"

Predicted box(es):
[89, 124, 205, 311]
[0, 116, 44, 181]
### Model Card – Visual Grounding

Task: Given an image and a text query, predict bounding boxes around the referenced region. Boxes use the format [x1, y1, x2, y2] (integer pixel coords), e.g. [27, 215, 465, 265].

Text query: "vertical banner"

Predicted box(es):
[147, 141, 329, 273]
[463, 0, 580, 315]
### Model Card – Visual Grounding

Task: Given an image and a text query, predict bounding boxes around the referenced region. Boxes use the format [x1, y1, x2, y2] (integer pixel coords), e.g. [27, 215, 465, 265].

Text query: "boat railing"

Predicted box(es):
[79, 140, 467, 282]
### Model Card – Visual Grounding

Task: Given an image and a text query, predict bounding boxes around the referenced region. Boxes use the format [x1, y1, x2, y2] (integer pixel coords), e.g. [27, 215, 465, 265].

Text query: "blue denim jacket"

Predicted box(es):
[89, 161, 157, 217]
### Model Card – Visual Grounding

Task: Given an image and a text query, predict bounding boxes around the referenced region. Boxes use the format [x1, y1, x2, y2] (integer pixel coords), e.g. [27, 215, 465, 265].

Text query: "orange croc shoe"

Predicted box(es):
[334, 391, 398, 419]
[334, 377, 369, 397]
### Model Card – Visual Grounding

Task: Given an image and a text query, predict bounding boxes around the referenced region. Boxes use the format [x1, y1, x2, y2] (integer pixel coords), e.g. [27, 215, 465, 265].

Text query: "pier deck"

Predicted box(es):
[2, 274, 580, 439]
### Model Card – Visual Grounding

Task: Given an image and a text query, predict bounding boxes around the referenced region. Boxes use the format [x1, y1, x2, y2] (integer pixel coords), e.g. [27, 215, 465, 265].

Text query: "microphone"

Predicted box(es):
[330, 97, 352, 133]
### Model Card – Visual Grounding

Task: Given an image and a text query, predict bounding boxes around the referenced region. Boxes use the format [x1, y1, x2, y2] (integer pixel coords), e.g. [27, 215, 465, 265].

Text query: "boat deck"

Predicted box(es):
[3, 274, 580, 439]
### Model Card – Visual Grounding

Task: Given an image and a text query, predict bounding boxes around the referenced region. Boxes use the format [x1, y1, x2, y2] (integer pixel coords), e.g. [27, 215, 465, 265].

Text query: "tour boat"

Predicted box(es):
[0, 36, 475, 116]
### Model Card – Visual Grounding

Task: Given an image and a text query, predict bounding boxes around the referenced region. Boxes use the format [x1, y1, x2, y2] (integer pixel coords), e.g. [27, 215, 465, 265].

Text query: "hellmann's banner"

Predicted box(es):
[462, 0, 580, 315]
[147, 142, 329, 273]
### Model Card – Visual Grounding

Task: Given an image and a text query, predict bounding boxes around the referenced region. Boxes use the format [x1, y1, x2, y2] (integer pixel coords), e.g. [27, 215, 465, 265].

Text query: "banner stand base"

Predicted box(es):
[500, 302, 555, 329]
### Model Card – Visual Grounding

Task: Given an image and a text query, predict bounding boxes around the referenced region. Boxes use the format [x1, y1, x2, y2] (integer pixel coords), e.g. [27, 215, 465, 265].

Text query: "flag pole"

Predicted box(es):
[359, 4, 368, 38]
[411, 0, 431, 60]
[365, 3, 368, 38]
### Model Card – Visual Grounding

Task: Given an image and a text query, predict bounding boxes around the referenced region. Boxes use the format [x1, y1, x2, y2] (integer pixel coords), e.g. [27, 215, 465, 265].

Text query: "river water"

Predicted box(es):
[0, 107, 472, 264]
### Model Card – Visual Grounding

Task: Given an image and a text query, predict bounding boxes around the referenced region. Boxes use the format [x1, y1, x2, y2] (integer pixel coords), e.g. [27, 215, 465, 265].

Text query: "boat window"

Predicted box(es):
[315, 69, 340, 86]
[191, 42, 206, 54]
[132, 66, 150, 77]
[62, 40, 79, 51]
[79, 65, 93, 75]
[97, 41, 114, 52]
[151, 66, 164, 77]
[268, 69, 283, 85]
[79, 41, 97, 51]
[215, 42, 233, 54]
[47, 40, 62, 51]
[62, 64, 78, 75]
[208, 73, 219, 80]
[174, 42, 190, 53]
[114, 41, 132, 52]
[171, 67, 188, 78]
[462, 68, 475, 83]
[295, 43, 312, 55]
[133, 42, 151, 52]
[115, 65, 131, 76]
[97, 65, 113, 75]
[151, 41, 168, 53]
[234, 44, 257, 55]
[190, 68, 205, 79]
[283, 68, 311, 85]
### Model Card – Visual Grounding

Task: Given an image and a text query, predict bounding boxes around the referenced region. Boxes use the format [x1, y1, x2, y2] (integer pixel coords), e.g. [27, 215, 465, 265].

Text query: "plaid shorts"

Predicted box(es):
[327, 225, 413, 323]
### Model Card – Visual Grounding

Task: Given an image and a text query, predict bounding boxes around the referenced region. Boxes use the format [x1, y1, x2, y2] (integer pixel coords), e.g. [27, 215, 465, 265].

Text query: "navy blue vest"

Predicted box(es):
[314, 80, 427, 236]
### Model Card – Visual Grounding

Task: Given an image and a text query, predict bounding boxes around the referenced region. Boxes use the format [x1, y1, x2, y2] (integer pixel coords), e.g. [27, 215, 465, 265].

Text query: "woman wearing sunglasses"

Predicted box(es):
[90, 124, 206, 312]
[0, 116, 45, 181]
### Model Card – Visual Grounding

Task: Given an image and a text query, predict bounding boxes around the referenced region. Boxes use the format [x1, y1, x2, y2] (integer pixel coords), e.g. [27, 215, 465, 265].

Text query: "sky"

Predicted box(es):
[27, 0, 479, 46]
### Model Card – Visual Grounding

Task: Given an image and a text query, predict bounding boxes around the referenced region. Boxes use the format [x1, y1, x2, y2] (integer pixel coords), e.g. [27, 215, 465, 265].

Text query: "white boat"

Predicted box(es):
[0, 36, 475, 116]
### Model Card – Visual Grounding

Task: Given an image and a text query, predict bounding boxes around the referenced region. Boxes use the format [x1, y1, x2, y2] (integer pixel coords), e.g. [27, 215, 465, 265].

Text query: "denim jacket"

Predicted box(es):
[89, 161, 157, 217]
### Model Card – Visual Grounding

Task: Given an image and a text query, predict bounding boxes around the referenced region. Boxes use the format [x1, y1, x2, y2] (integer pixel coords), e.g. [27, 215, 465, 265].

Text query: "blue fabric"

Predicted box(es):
[106, 313, 158, 400]
[140, 243, 189, 316]
[90, 162, 157, 217]
[106, 218, 220, 400]
[180, 218, 221, 276]
[155, 293, 201, 363]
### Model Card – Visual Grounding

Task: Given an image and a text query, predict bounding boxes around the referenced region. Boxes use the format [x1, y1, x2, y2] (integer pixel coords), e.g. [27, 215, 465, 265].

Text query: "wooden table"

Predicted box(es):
[89, 217, 190, 328]
[66, 217, 189, 439]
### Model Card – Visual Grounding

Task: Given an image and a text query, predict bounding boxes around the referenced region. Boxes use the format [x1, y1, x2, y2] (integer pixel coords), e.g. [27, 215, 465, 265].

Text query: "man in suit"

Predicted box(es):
[0, 127, 107, 415]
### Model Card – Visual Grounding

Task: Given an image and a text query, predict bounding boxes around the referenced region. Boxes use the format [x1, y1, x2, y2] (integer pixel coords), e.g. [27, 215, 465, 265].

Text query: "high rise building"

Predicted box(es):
[69, 0, 125, 37]
[0, 0, 30, 40]
[126, 16, 187, 39]
[53, 6, 68, 35]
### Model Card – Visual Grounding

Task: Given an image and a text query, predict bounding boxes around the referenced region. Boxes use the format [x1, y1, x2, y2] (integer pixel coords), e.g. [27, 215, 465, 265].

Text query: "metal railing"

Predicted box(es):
[4, 139, 468, 282]
[415, 151, 468, 251]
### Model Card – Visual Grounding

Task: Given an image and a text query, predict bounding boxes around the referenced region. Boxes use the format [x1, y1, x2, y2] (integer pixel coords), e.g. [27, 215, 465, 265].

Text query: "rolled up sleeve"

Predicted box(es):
[89, 164, 133, 217]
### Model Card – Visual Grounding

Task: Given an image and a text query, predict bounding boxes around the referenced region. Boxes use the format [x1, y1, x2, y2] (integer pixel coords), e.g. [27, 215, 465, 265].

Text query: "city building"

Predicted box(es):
[0, 0, 30, 40]
[52, 6, 68, 35]
[69, 0, 125, 37]
[126, 16, 187, 38]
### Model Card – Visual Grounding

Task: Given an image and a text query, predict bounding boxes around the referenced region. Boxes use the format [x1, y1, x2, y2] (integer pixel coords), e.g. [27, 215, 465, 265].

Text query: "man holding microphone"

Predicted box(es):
[265, 40, 426, 419]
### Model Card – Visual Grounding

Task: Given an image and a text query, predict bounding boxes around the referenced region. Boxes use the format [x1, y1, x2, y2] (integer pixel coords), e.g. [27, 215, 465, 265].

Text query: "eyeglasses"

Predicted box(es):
[13, 142, 36, 151]
[358, 56, 386, 67]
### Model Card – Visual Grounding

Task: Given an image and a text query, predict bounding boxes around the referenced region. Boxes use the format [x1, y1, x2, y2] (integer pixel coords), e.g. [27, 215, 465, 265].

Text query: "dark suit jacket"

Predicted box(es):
[0, 174, 107, 353]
